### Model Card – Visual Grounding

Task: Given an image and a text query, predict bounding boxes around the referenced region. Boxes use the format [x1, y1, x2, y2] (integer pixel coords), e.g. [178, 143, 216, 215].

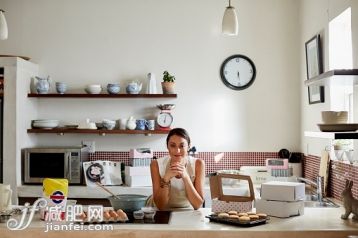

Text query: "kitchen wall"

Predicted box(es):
[0, 0, 301, 152]
[300, 0, 358, 156]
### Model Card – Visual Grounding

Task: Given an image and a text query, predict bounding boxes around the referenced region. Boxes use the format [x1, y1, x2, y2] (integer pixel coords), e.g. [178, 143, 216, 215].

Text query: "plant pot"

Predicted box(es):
[161, 82, 175, 94]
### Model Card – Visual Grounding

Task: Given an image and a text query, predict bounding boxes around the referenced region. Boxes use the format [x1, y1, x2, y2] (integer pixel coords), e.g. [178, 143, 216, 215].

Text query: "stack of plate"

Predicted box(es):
[32, 119, 59, 129]
[317, 123, 358, 132]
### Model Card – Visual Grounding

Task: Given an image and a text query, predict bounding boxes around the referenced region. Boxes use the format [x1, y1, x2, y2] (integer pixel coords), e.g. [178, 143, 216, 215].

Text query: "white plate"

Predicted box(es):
[317, 123, 358, 132]
[32, 119, 59, 123]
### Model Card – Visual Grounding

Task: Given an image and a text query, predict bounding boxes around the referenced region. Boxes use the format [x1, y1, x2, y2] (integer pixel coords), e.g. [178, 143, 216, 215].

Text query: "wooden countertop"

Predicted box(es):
[1, 207, 358, 238]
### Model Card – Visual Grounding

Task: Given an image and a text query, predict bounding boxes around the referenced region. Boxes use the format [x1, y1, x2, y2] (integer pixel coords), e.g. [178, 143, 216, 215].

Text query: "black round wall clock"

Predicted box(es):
[220, 54, 256, 90]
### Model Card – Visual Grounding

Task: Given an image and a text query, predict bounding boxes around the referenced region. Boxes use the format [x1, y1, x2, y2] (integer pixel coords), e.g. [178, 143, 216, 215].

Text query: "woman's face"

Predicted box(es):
[167, 135, 189, 163]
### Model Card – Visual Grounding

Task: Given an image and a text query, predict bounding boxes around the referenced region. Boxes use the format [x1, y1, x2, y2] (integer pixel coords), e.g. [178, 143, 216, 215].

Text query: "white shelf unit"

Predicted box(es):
[304, 69, 358, 86]
[0, 57, 39, 204]
[304, 131, 358, 139]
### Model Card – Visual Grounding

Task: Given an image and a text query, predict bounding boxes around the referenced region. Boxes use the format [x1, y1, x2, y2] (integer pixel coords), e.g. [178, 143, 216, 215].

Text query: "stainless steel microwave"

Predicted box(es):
[23, 147, 89, 185]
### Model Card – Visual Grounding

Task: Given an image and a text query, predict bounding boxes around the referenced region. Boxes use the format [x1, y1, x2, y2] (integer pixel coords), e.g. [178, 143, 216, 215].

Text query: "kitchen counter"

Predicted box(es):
[1, 207, 358, 238]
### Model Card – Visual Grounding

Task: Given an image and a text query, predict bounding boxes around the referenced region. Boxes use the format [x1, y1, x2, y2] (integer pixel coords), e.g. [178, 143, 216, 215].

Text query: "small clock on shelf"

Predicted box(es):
[156, 104, 175, 130]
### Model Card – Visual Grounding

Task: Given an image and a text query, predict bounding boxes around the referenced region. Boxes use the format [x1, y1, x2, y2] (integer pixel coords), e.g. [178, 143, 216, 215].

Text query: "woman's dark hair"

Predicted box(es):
[166, 128, 191, 146]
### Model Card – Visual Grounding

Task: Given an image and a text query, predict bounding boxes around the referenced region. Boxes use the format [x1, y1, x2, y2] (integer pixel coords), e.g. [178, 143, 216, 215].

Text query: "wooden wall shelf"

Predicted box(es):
[28, 93, 177, 98]
[27, 128, 170, 135]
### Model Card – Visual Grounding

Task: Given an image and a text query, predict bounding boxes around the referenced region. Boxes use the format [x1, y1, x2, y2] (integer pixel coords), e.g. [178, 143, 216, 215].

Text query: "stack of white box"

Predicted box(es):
[124, 166, 151, 187]
[255, 181, 305, 218]
[125, 148, 153, 187]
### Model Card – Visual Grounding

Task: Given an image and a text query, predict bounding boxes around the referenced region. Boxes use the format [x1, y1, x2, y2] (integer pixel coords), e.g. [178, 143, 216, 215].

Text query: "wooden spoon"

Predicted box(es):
[95, 182, 119, 199]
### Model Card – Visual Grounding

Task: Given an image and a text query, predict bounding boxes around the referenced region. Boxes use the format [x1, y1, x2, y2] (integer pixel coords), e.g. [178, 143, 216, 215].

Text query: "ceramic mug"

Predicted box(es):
[55, 82, 67, 94]
[147, 120, 155, 130]
[119, 118, 128, 130]
[136, 119, 148, 130]
[0, 184, 12, 212]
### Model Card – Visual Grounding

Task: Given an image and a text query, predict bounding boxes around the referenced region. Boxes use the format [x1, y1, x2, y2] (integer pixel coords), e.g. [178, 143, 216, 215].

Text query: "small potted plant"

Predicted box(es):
[162, 70, 175, 94]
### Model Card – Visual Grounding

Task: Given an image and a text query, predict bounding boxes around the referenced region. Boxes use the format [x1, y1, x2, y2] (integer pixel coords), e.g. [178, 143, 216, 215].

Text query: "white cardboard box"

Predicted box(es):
[125, 175, 152, 187]
[255, 198, 304, 218]
[260, 181, 305, 201]
[125, 166, 151, 176]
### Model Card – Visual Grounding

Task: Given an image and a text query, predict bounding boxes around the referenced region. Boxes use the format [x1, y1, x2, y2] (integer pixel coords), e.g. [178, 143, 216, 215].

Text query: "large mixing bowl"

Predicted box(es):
[108, 194, 148, 215]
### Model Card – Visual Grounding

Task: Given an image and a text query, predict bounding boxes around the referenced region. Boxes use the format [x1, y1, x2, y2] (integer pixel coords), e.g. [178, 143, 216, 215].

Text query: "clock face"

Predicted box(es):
[157, 112, 173, 128]
[220, 54, 256, 90]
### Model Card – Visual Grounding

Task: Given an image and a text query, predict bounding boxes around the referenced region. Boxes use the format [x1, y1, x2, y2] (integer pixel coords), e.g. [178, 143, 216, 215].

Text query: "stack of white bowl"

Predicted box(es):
[32, 119, 59, 129]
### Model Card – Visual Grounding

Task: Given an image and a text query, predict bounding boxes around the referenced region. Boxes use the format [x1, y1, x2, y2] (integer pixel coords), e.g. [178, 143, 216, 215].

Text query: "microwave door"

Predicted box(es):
[27, 153, 66, 183]
[65, 152, 71, 181]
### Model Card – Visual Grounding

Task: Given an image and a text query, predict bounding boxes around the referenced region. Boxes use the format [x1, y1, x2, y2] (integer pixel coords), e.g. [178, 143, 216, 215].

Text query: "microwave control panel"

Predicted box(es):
[70, 152, 81, 183]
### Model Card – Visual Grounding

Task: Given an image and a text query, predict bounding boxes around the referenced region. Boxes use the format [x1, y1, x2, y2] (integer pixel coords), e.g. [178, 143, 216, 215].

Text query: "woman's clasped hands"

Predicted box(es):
[167, 161, 188, 179]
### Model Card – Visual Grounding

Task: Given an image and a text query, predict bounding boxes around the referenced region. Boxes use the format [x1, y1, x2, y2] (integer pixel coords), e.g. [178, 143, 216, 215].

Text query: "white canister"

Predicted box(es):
[0, 184, 12, 211]
[146, 73, 157, 94]
[119, 118, 128, 130]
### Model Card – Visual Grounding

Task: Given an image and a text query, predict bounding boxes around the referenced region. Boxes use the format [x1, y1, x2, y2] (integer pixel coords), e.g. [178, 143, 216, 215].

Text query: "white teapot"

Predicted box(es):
[126, 82, 142, 94]
[127, 116, 137, 130]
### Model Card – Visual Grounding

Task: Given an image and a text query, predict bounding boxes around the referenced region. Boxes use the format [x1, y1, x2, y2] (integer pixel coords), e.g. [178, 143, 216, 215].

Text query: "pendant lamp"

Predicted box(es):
[0, 9, 8, 40]
[222, 0, 238, 36]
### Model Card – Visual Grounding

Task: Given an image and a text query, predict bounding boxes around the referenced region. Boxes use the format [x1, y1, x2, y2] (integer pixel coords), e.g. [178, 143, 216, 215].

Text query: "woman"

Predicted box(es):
[150, 128, 205, 210]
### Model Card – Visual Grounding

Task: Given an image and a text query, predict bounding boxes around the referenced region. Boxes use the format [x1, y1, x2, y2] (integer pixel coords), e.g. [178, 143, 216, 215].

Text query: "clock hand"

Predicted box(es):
[164, 116, 167, 123]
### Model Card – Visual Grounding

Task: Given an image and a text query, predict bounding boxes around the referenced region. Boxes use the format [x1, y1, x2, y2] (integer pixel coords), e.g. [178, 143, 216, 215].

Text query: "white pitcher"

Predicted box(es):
[0, 184, 12, 211]
[127, 116, 137, 130]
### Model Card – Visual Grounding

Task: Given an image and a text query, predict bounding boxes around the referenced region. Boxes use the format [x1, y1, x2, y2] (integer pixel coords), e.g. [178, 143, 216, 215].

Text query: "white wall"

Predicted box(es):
[300, 0, 358, 156]
[1, 0, 301, 152]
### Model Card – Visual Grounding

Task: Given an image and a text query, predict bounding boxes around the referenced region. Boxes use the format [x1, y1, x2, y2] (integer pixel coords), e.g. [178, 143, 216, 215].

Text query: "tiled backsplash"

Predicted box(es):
[89, 151, 279, 175]
[89, 151, 358, 200]
[304, 154, 358, 200]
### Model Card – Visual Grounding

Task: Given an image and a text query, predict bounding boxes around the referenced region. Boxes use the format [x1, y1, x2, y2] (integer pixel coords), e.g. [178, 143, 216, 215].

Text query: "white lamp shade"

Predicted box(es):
[222, 6, 238, 36]
[0, 10, 8, 40]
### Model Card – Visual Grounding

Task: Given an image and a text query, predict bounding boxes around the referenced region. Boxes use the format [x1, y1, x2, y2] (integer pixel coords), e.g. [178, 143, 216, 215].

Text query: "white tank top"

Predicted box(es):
[156, 156, 196, 208]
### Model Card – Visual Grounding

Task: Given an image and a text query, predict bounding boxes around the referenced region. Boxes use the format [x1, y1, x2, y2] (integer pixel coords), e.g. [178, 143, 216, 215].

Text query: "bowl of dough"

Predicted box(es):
[108, 194, 148, 215]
